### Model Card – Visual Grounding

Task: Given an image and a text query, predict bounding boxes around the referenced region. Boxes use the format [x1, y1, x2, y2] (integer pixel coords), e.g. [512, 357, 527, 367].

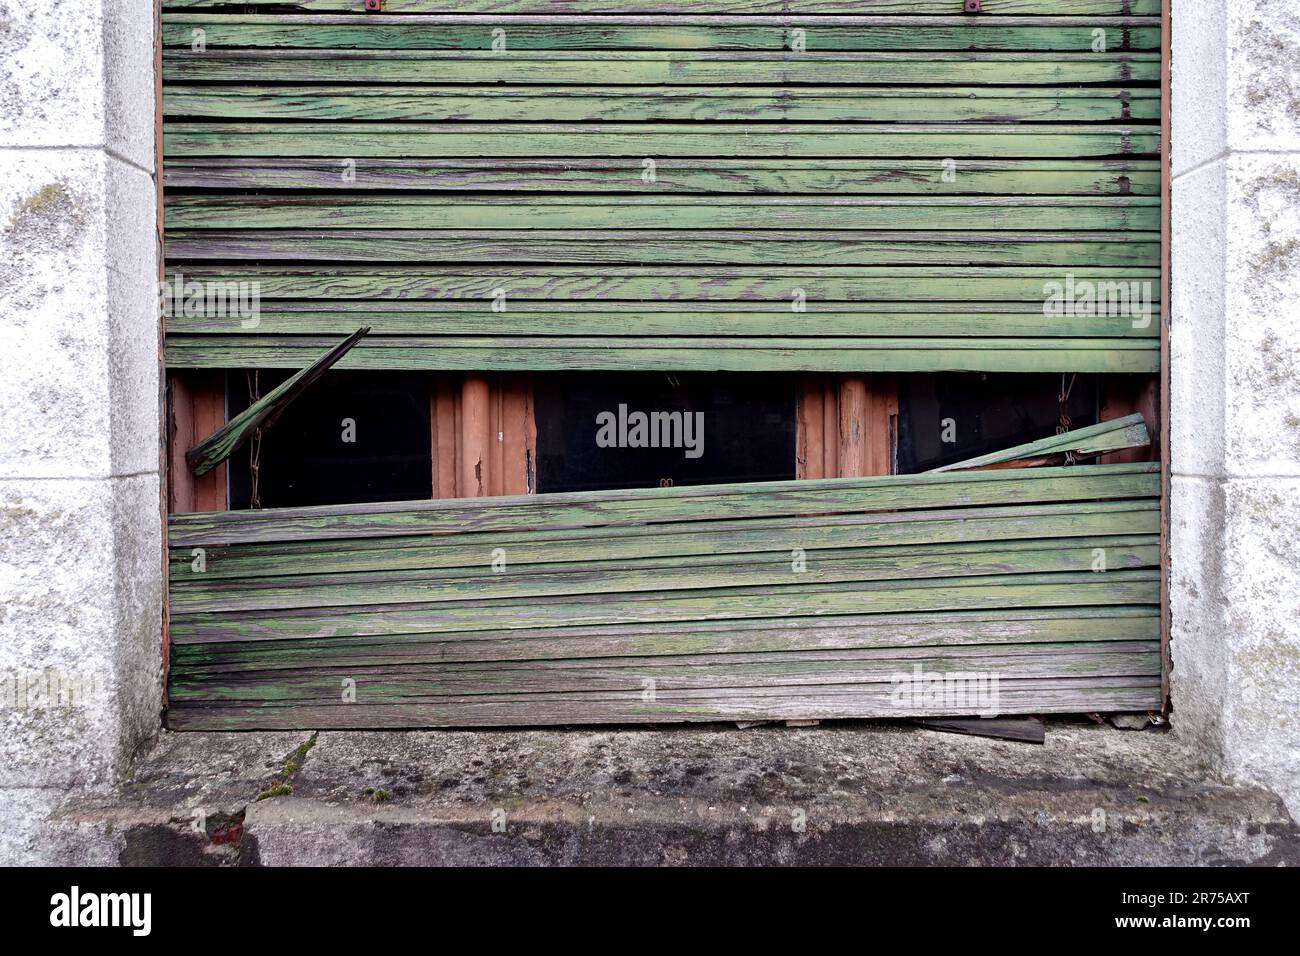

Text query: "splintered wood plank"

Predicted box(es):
[168, 463, 1160, 544]
[169, 501, 1161, 581]
[184, 328, 369, 477]
[931, 413, 1151, 472]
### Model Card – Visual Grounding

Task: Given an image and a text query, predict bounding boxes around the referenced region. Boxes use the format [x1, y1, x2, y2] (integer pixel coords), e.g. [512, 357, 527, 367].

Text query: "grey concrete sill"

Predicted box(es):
[42, 720, 1300, 866]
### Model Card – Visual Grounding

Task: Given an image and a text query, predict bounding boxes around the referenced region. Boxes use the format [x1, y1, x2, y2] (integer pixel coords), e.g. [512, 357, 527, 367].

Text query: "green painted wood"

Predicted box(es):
[166, 231, 1160, 270]
[170, 570, 1162, 644]
[171, 608, 1160, 673]
[170, 501, 1162, 581]
[161, 16, 1161, 52]
[165, 680, 1164, 731]
[165, 341, 1159, 373]
[162, 51, 1161, 86]
[163, 304, 1161, 339]
[933, 412, 1151, 471]
[164, 86, 1161, 123]
[163, 158, 1161, 194]
[165, 122, 1160, 159]
[183, 328, 369, 477]
[168, 645, 1163, 704]
[168, 463, 1161, 544]
[166, 196, 1161, 232]
[170, 537, 1160, 614]
[168, 266, 1162, 302]
[162, 1, 1161, 14]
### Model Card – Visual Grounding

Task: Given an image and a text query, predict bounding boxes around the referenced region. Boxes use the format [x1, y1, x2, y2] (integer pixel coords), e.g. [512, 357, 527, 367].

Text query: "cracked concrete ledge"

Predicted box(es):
[35, 720, 1300, 866]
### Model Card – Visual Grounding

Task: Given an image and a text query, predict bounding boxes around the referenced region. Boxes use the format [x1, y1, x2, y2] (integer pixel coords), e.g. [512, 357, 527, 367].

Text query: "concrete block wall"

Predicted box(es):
[1170, 0, 1300, 817]
[0, 0, 161, 863]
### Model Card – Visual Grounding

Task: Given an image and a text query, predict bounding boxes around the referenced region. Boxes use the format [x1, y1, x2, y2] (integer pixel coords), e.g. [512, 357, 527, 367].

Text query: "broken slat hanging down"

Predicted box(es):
[166, 462, 1162, 730]
[929, 412, 1150, 473]
[160, 2, 1164, 373]
[185, 328, 369, 477]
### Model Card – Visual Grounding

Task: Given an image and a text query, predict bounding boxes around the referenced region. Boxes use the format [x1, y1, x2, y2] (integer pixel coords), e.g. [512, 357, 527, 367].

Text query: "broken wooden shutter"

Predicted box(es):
[167, 462, 1161, 729]
[161, 0, 1161, 373]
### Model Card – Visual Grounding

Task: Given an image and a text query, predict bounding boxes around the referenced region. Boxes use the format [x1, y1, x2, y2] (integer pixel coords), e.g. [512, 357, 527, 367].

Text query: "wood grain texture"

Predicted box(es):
[166, 461, 1162, 727]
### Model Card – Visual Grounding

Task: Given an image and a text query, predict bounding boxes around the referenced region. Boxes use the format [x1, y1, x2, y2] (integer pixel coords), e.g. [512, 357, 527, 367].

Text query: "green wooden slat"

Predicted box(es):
[165, 196, 1162, 232]
[164, 340, 1159, 374]
[162, 51, 1162, 86]
[169, 645, 1163, 703]
[166, 230, 1160, 268]
[165, 683, 1165, 730]
[161, 16, 1161, 52]
[171, 536, 1159, 614]
[170, 501, 1161, 581]
[183, 328, 369, 477]
[169, 266, 1161, 303]
[164, 86, 1161, 123]
[169, 570, 1162, 643]
[164, 304, 1161, 339]
[172, 608, 1160, 672]
[932, 412, 1151, 471]
[168, 463, 1159, 544]
[162, 1, 1161, 14]
[163, 158, 1162, 194]
[164, 122, 1161, 159]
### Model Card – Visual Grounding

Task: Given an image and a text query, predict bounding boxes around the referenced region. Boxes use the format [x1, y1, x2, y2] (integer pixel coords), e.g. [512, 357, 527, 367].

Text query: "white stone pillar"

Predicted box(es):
[0, 0, 161, 862]
[1170, 0, 1300, 816]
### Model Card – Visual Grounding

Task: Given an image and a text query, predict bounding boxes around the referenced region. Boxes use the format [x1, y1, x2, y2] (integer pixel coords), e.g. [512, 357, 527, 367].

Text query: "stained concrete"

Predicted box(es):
[41, 722, 1300, 866]
[1170, 0, 1300, 819]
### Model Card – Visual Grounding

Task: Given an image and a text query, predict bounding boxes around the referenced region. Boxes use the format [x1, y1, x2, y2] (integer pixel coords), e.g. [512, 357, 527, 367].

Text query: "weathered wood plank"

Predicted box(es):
[170, 536, 1159, 614]
[933, 413, 1151, 472]
[169, 571, 1162, 643]
[164, 121, 1160, 159]
[184, 328, 369, 477]
[162, 50, 1162, 86]
[165, 340, 1160, 374]
[161, 16, 1161, 53]
[164, 678, 1164, 731]
[163, 158, 1162, 194]
[164, 86, 1161, 123]
[163, 265, 1163, 303]
[172, 607, 1160, 670]
[169, 463, 1160, 543]
[171, 502, 1160, 583]
[162, 1, 1161, 14]
[163, 303, 1161, 340]
[165, 195, 1161, 232]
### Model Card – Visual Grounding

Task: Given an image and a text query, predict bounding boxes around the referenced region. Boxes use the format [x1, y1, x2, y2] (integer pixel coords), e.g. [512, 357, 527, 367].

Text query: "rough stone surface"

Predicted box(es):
[41, 723, 1300, 866]
[1171, 0, 1300, 820]
[0, 0, 161, 862]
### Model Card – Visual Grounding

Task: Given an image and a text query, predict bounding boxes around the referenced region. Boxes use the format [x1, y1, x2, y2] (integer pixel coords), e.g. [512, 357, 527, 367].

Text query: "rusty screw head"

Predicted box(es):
[964, 0, 981, 11]
[364, 0, 382, 10]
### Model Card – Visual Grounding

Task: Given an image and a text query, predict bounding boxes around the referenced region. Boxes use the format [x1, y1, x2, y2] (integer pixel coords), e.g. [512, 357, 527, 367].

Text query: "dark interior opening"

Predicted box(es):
[227, 370, 432, 510]
[897, 373, 1100, 474]
[534, 371, 797, 493]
